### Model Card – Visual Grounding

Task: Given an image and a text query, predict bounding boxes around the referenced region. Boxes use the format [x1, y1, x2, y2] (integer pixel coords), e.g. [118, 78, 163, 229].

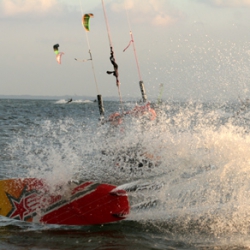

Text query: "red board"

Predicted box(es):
[0, 178, 130, 226]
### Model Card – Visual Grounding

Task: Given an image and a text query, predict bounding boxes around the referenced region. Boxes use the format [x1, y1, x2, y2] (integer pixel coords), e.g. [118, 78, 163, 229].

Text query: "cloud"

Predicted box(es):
[111, 0, 182, 26]
[1, 0, 59, 16]
[200, 0, 250, 7]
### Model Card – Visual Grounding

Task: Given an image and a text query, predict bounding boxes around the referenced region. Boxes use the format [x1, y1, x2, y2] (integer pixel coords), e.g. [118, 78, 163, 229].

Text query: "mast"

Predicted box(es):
[84, 24, 105, 117]
[101, 0, 123, 106]
[124, 10, 147, 103]
[78, 2, 104, 118]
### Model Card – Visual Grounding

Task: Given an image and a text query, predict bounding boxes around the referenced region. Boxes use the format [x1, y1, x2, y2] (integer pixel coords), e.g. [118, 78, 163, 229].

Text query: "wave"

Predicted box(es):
[55, 99, 95, 104]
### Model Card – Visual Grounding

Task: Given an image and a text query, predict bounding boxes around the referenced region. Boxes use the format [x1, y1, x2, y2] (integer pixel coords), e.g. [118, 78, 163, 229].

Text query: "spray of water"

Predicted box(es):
[6, 99, 250, 236]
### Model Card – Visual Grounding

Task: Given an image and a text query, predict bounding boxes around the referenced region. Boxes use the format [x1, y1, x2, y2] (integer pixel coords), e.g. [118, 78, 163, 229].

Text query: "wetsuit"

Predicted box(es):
[106, 47, 120, 86]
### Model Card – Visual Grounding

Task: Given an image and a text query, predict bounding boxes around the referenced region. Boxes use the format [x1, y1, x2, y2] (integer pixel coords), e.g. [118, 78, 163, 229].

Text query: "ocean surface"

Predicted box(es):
[1, 98, 250, 250]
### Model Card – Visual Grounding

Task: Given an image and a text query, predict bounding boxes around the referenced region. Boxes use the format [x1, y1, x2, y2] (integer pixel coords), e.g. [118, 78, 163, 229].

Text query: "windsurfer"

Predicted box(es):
[66, 98, 72, 104]
[106, 47, 120, 87]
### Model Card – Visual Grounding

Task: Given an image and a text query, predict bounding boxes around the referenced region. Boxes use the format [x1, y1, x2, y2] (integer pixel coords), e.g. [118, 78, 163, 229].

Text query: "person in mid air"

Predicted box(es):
[106, 47, 120, 87]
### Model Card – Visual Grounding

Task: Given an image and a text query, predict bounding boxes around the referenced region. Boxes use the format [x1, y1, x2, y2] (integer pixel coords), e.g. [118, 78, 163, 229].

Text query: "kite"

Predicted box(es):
[53, 44, 64, 64]
[82, 13, 94, 32]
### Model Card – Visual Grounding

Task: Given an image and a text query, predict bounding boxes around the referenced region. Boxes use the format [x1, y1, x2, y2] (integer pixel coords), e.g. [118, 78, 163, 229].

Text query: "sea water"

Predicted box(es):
[1, 98, 250, 249]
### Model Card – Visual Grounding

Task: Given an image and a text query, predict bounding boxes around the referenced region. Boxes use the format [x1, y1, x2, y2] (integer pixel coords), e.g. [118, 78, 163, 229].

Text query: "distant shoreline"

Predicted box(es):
[0, 95, 237, 103]
[0, 95, 122, 101]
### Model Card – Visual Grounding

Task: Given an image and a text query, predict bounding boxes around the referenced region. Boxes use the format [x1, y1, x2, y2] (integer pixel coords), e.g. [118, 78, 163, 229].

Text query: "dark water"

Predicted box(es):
[1, 98, 250, 249]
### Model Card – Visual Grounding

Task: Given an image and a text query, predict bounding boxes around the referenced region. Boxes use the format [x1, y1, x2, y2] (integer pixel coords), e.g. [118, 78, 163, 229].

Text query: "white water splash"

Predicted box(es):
[7, 101, 250, 235]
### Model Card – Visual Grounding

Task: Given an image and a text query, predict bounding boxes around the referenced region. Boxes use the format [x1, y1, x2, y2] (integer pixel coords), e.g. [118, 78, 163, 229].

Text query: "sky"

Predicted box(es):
[1, 0, 250, 101]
